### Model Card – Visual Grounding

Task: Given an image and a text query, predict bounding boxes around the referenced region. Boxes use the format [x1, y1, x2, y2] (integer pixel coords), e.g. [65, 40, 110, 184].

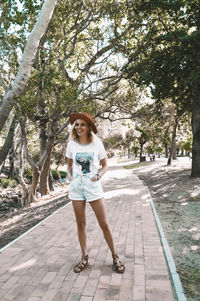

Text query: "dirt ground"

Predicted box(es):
[129, 156, 200, 301]
[0, 187, 70, 249]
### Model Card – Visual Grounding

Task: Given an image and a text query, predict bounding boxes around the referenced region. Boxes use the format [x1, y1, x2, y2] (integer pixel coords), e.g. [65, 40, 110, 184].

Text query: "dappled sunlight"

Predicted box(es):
[141, 194, 149, 201]
[152, 183, 163, 188]
[192, 233, 200, 240]
[188, 227, 198, 232]
[131, 156, 200, 298]
[178, 227, 199, 235]
[191, 186, 200, 197]
[182, 246, 199, 254]
[178, 228, 187, 232]
[142, 195, 151, 206]
[190, 246, 198, 251]
[104, 188, 141, 199]
[9, 258, 37, 272]
[136, 159, 195, 207]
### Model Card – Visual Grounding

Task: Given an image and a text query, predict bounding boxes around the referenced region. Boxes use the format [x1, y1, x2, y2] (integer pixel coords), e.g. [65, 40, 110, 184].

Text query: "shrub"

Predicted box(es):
[0, 178, 17, 188]
[24, 168, 33, 181]
[51, 169, 67, 180]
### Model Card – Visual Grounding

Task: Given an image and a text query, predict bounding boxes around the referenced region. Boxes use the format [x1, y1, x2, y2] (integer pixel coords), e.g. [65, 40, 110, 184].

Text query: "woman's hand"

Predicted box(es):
[90, 174, 100, 182]
[67, 158, 73, 182]
[68, 175, 73, 182]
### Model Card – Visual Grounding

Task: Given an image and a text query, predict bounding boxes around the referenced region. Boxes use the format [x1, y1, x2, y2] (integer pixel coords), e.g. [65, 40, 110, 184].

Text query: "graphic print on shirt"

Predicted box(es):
[75, 152, 94, 174]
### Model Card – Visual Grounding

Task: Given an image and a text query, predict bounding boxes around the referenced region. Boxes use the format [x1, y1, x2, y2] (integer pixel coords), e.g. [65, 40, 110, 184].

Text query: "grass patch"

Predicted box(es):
[123, 161, 151, 169]
[178, 268, 200, 298]
[117, 157, 137, 163]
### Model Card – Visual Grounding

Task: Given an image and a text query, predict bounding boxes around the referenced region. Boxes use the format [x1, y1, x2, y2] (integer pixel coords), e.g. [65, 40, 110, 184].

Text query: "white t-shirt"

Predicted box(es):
[66, 138, 107, 177]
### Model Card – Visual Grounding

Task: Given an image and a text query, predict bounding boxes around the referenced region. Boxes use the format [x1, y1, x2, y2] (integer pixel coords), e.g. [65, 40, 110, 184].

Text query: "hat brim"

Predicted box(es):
[69, 113, 97, 134]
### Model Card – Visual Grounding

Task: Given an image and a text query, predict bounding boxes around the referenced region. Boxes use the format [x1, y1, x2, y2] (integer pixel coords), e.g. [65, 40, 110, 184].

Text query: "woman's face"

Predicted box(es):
[75, 119, 89, 137]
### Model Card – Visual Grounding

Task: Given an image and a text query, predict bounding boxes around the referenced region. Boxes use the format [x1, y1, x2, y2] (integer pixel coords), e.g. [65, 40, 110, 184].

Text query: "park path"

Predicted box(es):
[0, 158, 175, 301]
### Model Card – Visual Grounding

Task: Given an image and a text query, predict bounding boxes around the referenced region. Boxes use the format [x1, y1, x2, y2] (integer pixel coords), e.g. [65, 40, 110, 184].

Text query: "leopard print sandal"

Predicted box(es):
[112, 254, 125, 273]
[74, 254, 89, 273]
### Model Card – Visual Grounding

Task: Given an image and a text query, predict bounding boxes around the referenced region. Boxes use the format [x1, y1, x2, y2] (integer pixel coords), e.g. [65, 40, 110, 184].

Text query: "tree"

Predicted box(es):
[124, 129, 137, 158]
[179, 137, 192, 156]
[13, 0, 126, 201]
[135, 126, 149, 161]
[125, 0, 200, 177]
[0, 0, 58, 133]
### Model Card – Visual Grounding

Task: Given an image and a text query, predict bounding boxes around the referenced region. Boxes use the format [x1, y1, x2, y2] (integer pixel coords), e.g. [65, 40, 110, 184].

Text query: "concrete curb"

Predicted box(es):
[145, 186, 187, 301]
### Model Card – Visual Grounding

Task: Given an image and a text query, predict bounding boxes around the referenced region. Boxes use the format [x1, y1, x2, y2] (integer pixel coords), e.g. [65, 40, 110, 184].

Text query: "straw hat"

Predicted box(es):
[69, 112, 97, 134]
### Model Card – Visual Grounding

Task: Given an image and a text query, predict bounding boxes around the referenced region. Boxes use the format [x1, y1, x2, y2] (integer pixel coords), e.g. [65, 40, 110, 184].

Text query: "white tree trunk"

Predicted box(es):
[0, 0, 58, 133]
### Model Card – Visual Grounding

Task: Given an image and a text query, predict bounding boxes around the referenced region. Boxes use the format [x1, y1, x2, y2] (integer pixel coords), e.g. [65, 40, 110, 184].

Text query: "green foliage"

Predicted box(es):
[0, 178, 17, 188]
[179, 137, 192, 153]
[0, 0, 43, 85]
[24, 168, 33, 181]
[107, 151, 114, 158]
[106, 134, 123, 146]
[135, 126, 149, 145]
[51, 169, 67, 180]
[146, 146, 154, 155]
[125, 0, 200, 110]
[155, 146, 164, 154]
[132, 146, 139, 156]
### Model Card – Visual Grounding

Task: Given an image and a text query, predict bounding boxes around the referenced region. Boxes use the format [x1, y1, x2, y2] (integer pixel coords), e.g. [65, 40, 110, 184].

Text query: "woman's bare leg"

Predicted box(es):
[90, 198, 116, 256]
[72, 200, 87, 255]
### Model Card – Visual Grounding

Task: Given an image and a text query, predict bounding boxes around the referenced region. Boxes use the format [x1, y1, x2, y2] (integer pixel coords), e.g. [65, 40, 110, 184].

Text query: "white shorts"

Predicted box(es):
[69, 175, 104, 202]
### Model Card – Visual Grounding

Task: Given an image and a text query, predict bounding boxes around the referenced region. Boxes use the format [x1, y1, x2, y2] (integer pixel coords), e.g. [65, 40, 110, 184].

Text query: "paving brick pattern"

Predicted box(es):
[0, 160, 175, 301]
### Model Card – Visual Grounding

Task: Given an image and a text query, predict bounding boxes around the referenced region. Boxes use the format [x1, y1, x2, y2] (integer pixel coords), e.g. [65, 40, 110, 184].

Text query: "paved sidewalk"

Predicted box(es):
[0, 160, 175, 301]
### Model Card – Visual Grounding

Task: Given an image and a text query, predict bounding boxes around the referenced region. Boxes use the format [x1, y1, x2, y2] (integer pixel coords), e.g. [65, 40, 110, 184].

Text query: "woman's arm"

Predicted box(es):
[67, 158, 73, 181]
[90, 157, 108, 182]
[98, 157, 108, 178]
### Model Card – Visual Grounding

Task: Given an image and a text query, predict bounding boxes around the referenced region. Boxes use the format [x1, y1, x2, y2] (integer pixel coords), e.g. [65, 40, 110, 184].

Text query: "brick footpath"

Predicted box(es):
[0, 159, 175, 301]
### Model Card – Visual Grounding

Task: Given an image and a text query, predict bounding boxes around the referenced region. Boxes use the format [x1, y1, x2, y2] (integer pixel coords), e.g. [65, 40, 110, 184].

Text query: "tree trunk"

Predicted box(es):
[48, 169, 55, 191]
[139, 143, 146, 162]
[167, 118, 178, 165]
[20, 120, 43, 203]
[191, 97, 200, 177]
[172, 138, 177, 160]
[8, 146, 15, 179]
[0, 115, 18, 168]
[18, 141, 29, 207]
[139, 143, 143, 158]
[39, 145, 53, 196]
[28, 169, 40, 203]
[0, 0, 58, 133]
[38, 100, 48, 156]
[56, 165, 64, 187]
[165, 144, 168, 158]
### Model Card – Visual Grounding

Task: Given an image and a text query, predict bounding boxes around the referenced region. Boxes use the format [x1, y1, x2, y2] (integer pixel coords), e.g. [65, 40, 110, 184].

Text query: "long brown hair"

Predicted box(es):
[70, 120, 94, 143]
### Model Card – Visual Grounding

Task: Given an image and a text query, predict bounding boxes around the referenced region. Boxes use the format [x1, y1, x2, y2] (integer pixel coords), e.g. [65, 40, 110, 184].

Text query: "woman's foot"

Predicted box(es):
[74, 254, 89, 273]
[112, 254, 125, 273]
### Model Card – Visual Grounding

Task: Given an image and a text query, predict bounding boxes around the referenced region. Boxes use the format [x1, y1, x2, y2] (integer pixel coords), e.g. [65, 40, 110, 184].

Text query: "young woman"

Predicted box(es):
[66, 112, 125, 274]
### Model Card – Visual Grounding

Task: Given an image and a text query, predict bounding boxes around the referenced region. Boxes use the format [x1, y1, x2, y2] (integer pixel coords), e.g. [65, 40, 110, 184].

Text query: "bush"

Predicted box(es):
[51, 169, 67, 180]
[24, 168, 33, 181]
[107, 151, 114, 158]
[0, 178, 17, 188]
